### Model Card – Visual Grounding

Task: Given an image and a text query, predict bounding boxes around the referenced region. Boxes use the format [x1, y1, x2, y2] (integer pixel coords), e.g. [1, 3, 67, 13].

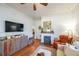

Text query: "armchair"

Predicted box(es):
[52, 35, 72, 49]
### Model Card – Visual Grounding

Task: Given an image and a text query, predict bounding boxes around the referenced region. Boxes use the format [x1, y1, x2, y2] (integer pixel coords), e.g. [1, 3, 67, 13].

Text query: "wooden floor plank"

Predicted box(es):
[12, 39, 40, 56]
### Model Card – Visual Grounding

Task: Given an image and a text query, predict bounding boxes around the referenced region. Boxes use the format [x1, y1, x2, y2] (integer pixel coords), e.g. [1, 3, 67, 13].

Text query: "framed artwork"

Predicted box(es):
[43, 21, 51, 32]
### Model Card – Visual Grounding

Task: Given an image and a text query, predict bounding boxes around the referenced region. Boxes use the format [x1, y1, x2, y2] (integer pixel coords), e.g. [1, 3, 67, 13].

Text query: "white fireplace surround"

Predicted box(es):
[41, 33, 54, 44]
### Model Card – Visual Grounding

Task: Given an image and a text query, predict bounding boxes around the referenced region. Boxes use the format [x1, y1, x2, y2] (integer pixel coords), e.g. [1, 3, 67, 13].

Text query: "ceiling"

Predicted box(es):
[6, 3, 78, 18]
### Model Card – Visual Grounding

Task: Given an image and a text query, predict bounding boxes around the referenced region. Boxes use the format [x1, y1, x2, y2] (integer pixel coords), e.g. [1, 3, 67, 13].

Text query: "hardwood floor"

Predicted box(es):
[12, 39, 40, 56]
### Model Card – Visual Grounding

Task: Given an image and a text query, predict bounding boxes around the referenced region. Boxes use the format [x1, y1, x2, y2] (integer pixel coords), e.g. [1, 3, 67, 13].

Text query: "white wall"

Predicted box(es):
[33, 17, 41, 39]
[72, 4, 79, 35]
[0, 4, 34, 37]
[53, 13, 77, 37]
[40, 12, 77, 38]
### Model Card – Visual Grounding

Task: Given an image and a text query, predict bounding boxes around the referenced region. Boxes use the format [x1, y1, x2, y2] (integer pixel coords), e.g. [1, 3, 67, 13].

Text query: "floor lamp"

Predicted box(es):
[68, 30, 73, 44]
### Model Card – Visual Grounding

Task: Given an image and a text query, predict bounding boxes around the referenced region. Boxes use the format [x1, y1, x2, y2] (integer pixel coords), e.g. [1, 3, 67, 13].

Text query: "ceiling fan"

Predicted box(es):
[20, 3, 48, 11]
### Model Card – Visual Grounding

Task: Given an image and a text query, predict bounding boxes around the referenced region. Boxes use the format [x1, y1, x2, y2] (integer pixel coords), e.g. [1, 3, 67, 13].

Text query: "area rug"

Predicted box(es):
[31, 45, 56, 56]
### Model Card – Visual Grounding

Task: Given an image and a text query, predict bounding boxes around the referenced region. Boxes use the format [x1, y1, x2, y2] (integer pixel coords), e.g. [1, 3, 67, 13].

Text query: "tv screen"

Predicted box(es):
[5, 21, 24, 32]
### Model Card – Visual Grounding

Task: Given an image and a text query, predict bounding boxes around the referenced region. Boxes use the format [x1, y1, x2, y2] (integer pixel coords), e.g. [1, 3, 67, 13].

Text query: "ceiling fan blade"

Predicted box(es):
[40, 3, 48, 6]
[33, 4, 36, 11]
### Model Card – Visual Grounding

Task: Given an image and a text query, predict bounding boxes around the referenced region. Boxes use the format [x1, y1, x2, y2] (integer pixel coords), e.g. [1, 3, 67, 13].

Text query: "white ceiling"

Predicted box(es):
[6, 3, 78, 18]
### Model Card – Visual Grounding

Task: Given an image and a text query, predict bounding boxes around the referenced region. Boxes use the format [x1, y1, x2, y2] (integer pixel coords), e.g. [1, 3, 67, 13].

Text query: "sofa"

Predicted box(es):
[0, 35, 33, 56]
[64, 41, 79, 56]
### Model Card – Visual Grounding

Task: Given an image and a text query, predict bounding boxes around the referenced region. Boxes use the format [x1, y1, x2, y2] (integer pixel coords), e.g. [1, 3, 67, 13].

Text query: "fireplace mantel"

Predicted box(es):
[41, 33, 54, 44]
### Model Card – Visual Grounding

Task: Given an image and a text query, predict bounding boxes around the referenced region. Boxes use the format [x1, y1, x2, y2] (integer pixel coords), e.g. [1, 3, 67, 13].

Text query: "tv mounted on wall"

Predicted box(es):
[5, 21, 24, 32]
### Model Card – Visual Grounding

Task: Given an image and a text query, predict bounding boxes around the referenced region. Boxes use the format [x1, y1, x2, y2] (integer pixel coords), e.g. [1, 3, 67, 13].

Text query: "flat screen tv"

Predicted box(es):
[5, 21, 24, 32]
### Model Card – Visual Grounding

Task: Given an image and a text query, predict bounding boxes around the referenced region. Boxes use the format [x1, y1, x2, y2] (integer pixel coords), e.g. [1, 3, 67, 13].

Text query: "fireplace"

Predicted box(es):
[44, 36, 51, 44]
[41, 33, 54, 44]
